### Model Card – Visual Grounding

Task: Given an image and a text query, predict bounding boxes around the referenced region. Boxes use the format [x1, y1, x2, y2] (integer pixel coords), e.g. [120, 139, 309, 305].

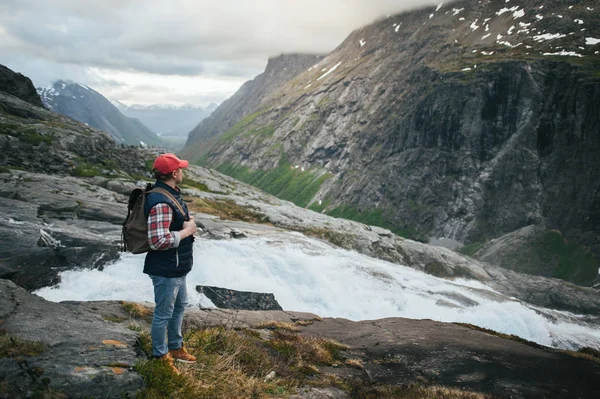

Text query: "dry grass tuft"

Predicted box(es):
[255, 321, 299, 332]
[295, 320, 314, 326]
[137, 326, 298, 398]
[345, 358, 364, 369]
[185, 197, 270, 224]
[566, 347, 600, 365]
[102, 314, 127, 323]
[268, 330, 348, 367]
[346, 380, 493, 399]
[121, 301, 152, 320]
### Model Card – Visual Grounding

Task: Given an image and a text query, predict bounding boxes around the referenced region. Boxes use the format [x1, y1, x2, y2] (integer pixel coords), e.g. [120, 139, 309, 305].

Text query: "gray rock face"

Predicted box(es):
[0, 279, 144, 398]
[37, 80, 162, 146]
[182, 0, 600, 283]
[0, 64, 44, 107]
[0, 170, 134, 290]
[197, 285, 283, 311]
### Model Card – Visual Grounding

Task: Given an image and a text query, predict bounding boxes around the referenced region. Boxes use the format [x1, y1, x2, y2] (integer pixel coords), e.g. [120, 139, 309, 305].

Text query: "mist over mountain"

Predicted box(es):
[37, 81, 163, 146]
[113, 101, 218, 139]
[182, 0, 600, 286]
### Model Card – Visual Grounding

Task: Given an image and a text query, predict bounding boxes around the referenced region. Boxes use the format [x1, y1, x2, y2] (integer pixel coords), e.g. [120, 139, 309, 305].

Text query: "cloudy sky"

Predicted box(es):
[0, 0, 437, 107]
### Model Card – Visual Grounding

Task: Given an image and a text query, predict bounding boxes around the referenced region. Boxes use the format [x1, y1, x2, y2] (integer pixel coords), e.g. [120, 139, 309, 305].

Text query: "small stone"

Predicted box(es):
[264, 370, 276, 382]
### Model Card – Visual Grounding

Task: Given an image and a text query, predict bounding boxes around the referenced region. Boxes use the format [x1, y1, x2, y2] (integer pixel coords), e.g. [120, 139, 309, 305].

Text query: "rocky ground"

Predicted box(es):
[2, 279, 599, 399]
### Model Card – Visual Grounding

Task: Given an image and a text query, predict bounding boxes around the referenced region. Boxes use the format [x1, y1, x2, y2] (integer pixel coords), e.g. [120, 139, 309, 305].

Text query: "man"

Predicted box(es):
[144, 153, 197, 374]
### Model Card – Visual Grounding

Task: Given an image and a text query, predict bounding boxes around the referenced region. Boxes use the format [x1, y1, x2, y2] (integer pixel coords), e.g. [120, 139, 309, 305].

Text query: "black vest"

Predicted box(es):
[143, 181, 194, 277]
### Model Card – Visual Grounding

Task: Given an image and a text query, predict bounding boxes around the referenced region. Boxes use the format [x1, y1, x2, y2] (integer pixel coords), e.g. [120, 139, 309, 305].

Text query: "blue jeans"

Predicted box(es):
[150, 275, 188, 357]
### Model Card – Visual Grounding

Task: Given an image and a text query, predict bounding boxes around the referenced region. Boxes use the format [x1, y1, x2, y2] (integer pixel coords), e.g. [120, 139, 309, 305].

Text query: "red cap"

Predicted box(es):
[153, 153, 189, 174]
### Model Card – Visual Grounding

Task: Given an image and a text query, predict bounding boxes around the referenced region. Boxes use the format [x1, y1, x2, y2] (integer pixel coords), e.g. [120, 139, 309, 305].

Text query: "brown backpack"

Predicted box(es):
[121, 184, 185, 254]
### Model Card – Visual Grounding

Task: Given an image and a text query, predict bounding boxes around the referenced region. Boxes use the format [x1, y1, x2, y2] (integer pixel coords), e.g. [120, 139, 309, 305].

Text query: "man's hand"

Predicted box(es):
[180, 216, 197, 239]
[183, 218, 197, 235]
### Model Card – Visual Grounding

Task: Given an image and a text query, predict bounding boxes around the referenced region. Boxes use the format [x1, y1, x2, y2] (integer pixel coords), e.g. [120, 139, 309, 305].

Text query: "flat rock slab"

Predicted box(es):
[300, 317, 600, 399]
[0, 279, 144, 398]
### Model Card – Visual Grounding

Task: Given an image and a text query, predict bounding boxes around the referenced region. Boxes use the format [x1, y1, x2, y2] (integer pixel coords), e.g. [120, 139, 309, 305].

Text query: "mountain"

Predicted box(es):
[1, 67, 150, 177]
[37, 80, 163, 146]
[114, 102, 216, 138]
[181, 0, 600, 286]
[185, 53, 325, 145]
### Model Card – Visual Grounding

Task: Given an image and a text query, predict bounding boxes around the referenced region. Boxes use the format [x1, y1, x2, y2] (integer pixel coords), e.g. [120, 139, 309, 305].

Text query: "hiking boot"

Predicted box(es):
[157, 353, 180, 375]
[169, 343, 197, 363]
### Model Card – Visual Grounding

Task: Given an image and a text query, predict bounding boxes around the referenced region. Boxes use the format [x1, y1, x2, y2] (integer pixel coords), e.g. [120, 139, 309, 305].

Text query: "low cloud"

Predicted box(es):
[0, 0, 439, 105]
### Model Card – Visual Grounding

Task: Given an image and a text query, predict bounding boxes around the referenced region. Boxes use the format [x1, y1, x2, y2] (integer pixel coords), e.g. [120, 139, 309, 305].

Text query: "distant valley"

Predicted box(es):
[113, 101, 218, 149]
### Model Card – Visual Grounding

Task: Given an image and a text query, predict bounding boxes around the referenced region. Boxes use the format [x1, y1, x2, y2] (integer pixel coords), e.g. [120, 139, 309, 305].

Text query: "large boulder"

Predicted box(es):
[197, 285, 283, 311]
[0, 170, 128, 290]
[0, 64, 44, 107]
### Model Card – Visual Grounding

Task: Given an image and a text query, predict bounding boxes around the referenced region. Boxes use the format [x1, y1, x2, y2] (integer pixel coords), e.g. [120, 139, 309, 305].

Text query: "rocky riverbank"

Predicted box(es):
[2, 279, 599, 399]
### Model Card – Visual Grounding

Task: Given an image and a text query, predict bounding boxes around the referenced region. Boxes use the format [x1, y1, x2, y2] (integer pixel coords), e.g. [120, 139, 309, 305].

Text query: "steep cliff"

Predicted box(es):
[182, 0, 600, 285]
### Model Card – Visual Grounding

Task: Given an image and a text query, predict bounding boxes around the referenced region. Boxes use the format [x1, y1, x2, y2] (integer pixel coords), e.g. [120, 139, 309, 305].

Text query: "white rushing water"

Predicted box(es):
[35, 232, 600, 350]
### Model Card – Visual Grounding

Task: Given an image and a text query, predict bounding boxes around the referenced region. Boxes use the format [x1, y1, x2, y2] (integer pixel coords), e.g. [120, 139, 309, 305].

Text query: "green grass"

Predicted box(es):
[180, 177, 212, 192]
[244, 125, 275, 140]
[0, 121, 54, 145]
[0, 330, 46, 358]
[325, 204, 426, 241]
[216, 160, 333, 208]
[457, 229, 598, 285]
[302, 227, 356, 248]
[26, 130, 52, 146]
[308, 199, 332, 213]
[144, 159, 154, 172]
[220, 111, 265, 143]
[457, 241, 486, 257]
[70, 162, 103, 177]
[0, 121, 23, 135]
[69, 158, 126, 178]
[188, 112, 270, 167]
[514, 230, 598, 285]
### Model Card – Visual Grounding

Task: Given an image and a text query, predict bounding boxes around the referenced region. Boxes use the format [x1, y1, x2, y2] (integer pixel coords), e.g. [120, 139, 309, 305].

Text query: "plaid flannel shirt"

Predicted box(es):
[147, 203, 181, 251]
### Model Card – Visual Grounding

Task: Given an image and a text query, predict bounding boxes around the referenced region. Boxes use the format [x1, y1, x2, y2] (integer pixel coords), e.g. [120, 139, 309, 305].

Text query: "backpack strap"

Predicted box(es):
[148, 187, 188, 221]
